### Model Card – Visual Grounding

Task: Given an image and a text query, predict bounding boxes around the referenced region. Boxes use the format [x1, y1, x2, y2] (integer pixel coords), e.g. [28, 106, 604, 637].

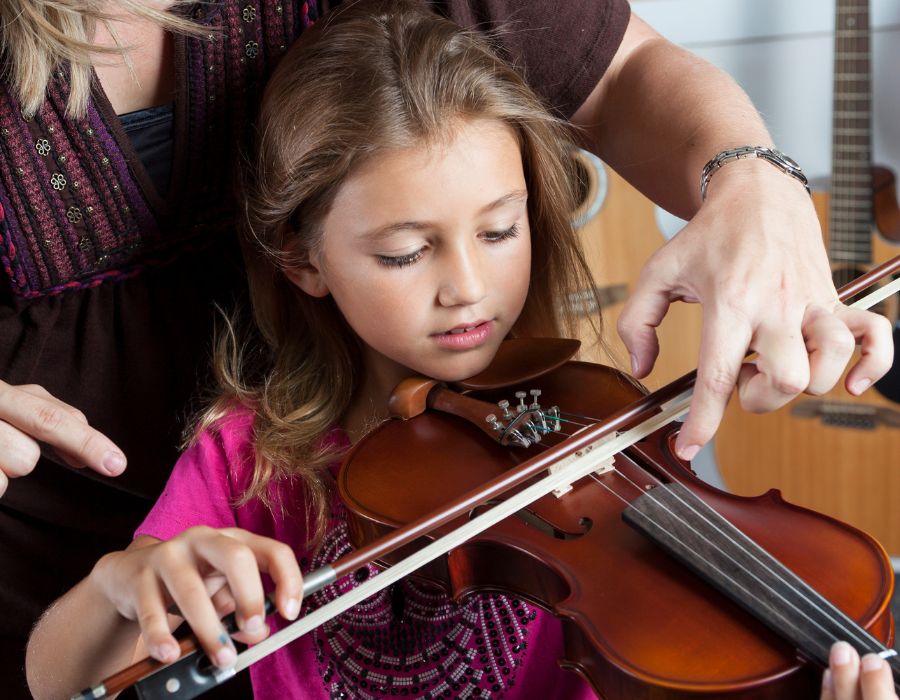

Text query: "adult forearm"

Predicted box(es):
[578, 27, 776, 220]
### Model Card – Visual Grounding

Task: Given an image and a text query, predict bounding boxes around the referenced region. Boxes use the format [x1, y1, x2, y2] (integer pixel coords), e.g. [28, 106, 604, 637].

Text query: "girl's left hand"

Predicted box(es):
[821, 641, 899, 700]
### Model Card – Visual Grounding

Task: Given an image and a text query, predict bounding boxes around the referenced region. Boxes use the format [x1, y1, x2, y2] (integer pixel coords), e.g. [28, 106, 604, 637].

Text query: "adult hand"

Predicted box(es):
[821, 642, 899, 700]
[618, 162, 895, 460]
[0, 379, 127, 496]
[92, 529, 304, 669]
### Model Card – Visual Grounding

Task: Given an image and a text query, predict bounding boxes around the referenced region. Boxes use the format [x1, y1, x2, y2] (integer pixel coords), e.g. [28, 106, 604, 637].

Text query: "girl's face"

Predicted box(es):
[288, 118, 532, 396]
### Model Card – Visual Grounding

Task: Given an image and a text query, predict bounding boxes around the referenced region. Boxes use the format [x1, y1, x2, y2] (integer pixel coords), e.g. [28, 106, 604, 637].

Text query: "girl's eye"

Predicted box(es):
[483, 222, 521, 243]
[377, 249, 423, 268]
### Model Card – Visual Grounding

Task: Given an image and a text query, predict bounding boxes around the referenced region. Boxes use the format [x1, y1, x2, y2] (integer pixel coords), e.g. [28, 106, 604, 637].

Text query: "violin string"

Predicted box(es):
[558, 395, 889, 656]
[584, 464, 891, 657]
[562, 443, 894, 665]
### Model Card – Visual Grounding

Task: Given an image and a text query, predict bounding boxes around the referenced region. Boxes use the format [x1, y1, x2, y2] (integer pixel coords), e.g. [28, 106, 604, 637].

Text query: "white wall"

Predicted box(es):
[630, 0, 900, 181]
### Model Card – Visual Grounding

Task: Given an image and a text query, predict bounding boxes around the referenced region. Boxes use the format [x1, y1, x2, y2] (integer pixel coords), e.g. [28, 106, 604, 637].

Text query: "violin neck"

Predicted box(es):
[623, 483, 900, 690]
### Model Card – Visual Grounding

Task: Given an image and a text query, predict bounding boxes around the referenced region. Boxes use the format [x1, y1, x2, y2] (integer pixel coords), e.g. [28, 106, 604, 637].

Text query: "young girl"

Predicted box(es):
[27, 2, 604, 698]
[25, 3, 899, 700]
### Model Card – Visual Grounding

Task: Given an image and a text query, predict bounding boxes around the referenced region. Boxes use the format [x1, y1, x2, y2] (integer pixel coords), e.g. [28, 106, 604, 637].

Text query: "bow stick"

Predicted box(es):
[72, 255, 900, 700]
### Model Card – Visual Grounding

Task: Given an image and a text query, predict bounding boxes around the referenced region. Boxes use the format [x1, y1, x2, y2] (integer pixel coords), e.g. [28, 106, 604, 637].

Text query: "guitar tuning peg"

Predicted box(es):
[529, 389, 542, 409]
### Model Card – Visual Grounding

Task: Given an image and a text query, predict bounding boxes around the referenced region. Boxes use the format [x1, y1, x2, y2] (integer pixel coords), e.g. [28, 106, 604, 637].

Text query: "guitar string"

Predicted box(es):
[831, 1, 872, 258]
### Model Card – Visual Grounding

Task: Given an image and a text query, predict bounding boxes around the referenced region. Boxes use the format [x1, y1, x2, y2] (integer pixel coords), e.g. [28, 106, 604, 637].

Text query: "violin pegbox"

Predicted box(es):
[484, 389, 560, 449]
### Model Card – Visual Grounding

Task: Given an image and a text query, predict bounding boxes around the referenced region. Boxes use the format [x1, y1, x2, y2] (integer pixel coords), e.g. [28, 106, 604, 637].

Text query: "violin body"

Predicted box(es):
[340, 358, 895, 699]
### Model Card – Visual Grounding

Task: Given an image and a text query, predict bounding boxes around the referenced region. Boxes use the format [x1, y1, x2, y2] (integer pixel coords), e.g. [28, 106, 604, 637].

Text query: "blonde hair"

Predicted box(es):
[202, 0, 604, 545]
[0, 1, 203, 118]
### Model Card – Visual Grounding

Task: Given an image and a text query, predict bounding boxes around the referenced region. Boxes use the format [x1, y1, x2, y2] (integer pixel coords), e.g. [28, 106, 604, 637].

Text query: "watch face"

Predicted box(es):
[772, 149, 801, 169]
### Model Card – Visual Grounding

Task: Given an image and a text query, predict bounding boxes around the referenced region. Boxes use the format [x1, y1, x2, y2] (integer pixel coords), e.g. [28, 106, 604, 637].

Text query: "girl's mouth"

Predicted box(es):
[432, 320, 493, 349]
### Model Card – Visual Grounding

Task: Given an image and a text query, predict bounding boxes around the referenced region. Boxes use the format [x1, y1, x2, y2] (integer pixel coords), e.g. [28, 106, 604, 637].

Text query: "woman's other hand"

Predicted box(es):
[0, 379, 127, 496]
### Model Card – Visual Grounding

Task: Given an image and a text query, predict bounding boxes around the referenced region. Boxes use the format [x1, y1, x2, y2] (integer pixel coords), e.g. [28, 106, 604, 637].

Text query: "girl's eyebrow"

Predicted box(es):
[360, 189, 528, 243]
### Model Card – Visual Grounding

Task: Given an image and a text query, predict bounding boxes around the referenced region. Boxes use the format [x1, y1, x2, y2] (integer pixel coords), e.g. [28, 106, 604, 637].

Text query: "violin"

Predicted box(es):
[340, 336, 896, 698]
[74, 260, 900, 700]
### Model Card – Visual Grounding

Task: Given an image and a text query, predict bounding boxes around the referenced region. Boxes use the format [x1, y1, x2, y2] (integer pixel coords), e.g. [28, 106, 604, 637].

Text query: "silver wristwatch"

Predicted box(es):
[700, 146, 810, 200]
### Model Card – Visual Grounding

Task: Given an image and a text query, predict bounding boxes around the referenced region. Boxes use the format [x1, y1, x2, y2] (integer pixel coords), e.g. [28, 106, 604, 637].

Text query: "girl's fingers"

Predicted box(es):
[194, 533, 270, 645]
[132, 572, 182, 664]
[157, 543, 238, 668]
[858, 654, 898, 700]
[828, 642, 861, 700]
[216, 529, 304, 623]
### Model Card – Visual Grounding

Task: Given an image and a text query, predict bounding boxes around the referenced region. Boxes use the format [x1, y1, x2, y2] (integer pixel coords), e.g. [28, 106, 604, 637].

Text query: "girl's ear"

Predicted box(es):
[283, 263, 330, 298]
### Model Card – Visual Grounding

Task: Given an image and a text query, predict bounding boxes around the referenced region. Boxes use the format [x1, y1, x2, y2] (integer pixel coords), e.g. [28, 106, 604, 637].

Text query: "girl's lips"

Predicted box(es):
[432, 320, 494, 349]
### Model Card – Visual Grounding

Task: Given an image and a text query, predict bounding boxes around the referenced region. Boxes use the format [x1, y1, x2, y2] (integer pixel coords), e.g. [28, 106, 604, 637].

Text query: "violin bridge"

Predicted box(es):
[549, 431, 617, 498]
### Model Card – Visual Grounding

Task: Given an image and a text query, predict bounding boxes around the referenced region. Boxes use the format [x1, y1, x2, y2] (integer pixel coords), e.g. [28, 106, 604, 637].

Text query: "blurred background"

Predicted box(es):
[574, 0, 900, 578]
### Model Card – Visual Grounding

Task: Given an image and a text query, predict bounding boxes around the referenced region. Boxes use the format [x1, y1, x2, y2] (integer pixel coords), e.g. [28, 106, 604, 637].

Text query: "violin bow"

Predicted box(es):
[72, 256, 900, 700]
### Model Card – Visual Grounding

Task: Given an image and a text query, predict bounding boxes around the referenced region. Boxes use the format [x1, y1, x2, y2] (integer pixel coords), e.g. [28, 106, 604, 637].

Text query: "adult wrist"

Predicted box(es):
[700, 146, 810, 201]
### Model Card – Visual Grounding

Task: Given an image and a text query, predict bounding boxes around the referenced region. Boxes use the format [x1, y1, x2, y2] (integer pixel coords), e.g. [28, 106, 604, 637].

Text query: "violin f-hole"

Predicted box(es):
[471, 500, 592, 541]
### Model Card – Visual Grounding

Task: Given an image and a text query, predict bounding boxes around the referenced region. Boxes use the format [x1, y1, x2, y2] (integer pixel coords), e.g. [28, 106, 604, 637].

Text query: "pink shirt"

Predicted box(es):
[137, 409, 597, 699]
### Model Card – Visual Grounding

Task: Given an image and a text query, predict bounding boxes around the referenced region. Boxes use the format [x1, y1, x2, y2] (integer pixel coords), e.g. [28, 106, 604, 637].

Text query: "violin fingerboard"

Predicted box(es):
[623, 483, 900, 691]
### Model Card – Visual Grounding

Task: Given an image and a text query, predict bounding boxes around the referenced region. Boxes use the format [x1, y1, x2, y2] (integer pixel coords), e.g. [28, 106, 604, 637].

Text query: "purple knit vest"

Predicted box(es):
[0, 1, 318, 299]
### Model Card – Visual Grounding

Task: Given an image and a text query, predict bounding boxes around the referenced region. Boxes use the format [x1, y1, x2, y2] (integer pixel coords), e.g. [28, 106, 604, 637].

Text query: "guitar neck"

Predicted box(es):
[829, 0, 874, 264]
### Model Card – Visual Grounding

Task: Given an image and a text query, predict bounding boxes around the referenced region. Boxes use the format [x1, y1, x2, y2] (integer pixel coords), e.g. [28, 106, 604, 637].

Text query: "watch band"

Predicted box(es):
[700, 146, 811, 200]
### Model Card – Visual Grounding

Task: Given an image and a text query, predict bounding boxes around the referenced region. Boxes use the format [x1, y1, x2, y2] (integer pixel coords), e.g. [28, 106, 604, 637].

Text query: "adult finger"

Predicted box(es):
[0, 419, 41, 480]
[617, 273, 671, 379]
[737, 321, 810, 413]
[675, 307, 750, 460]
[16, 384, 89, 424]
[803, 306, 857, 397]
[836, 308, 895, 395]
[0, 380, 126, 477]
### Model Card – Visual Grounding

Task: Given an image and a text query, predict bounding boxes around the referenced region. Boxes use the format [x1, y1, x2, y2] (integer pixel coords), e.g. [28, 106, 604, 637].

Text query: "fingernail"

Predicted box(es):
[243, 615, 265, 633]
[152, 642, 179, 662]
[215, 645, 237, 668]
[821, 669, 833, 690]
[832, 641, 852, 666]
[630, 354, 640, 375]
[851, 378, 872, 394]
[103, 451, 126, 475]
[284, 597, 300, 620]
[861, 654, 884, 673]
[678, 444, 700, 462]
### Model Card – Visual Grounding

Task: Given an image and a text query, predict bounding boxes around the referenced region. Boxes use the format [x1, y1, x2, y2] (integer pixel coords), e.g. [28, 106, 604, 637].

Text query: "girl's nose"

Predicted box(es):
[437, 244, 487, 307]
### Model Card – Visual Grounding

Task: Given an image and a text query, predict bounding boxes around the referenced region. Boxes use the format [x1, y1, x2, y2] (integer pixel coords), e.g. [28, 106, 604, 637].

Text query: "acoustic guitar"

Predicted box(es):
[570, 148, 703, 387]
[716, 0, 900, 555]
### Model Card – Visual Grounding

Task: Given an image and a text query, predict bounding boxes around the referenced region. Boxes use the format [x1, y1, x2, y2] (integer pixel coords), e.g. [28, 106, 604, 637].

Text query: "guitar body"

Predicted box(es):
[572, 153, 703, 389]
[716, 181, 900, 555]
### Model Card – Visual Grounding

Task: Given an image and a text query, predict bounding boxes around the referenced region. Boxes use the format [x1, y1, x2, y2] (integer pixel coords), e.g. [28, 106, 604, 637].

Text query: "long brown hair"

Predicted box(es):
[202, 0, 604, 544]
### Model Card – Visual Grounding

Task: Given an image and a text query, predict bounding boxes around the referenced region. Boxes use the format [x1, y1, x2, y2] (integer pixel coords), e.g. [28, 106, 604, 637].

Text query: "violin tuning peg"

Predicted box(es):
[515, 391, 528, 413]
[485, 414, 504, 433]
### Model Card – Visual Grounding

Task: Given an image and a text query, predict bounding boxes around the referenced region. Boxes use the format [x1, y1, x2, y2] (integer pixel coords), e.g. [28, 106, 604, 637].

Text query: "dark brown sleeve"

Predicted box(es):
[433, 0, 631, 119]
